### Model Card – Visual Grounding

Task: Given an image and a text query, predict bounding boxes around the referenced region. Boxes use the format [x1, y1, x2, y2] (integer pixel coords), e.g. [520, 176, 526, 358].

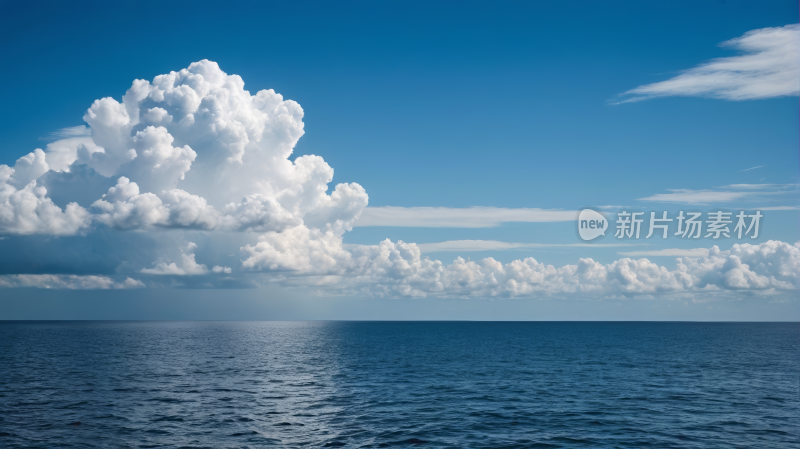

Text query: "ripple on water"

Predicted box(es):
[0, 321, 797, 448]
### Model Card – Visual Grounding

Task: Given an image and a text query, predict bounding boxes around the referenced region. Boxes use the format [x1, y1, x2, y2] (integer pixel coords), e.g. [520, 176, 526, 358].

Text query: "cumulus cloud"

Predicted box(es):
[41, 137, 104, 173]
[118, 125, 197, 193]
[221, 194, 299, 232]
[240, 216, 800, 298]
[0, 163, 92, 236]
[11, 149, 51, 188]
[285, 240, 799, 299]
[2, 60, 797, 300]
[0, 60, 368, 288]
[242, 225, 352, 274]
[91, 177, 221, 230]
[140, 242, 228, 275]
[1, 60, 367, 234]
[0, 274, 144, 289]
[90, 177, 306, 232]
[617, 24, 799, 103]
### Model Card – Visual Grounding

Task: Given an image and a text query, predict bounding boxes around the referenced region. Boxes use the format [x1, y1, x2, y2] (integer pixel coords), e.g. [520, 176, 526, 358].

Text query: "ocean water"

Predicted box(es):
[0, 322, 797, 448]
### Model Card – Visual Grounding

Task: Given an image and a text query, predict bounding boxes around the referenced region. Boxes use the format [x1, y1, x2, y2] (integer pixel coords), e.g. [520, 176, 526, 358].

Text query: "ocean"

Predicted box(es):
[0, 321, 797, 448]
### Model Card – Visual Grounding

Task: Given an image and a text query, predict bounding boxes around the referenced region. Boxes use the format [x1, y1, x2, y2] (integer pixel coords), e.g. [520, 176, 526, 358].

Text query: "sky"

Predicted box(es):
[0, 0, 798, 320]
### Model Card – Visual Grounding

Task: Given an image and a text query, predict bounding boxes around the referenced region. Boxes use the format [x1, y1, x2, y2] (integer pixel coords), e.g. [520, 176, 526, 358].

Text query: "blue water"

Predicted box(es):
[0, 322, 797, 448]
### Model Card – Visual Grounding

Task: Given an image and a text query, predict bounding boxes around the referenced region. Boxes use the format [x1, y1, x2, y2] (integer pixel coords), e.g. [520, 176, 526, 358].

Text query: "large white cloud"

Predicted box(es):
[0, 60, 368, 237]
[0, 60, 368, 288]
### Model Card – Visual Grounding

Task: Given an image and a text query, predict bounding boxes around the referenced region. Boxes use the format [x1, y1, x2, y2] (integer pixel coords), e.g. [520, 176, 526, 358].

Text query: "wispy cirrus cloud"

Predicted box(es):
[757, 206, 799, 211]
[615, 24, 799, 103]
[639, 184, 798, 205]
[409, 240, 645, 253]
[638, 189, 750, 205]
[355, 206, 576, 228]
[0, 274, 143, 289]
[740, 165, 766, 172]
[721, 183, 795, 190]
[38, 125, 91, 141]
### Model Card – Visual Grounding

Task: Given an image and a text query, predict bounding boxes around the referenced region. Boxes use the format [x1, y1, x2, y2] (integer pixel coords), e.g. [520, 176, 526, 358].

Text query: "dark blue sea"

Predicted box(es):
[0, 322, 797, 448]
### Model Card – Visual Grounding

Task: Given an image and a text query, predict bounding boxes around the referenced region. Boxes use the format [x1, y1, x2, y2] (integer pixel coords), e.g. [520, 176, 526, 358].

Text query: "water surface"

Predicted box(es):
[0, 321, 797, 448]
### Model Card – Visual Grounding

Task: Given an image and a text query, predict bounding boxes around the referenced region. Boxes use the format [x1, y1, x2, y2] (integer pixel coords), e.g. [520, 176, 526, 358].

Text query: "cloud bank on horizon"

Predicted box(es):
[616, 24, 799, 103]
[1, 59, 798, 300]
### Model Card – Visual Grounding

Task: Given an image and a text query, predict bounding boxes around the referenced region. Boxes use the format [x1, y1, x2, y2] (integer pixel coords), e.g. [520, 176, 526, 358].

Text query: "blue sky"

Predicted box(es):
[0, 0, 798, 320]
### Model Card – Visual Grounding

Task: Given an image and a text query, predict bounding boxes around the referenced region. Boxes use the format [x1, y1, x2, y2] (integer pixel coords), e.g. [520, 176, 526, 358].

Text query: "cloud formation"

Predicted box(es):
[638, 189, 750, 205]
[357, 206, 576, 228]
[306, 240, 800, 299]
[0, 162, 92, 236]
[0, 60, 368, 288]
[39, 126, 92, 141]
[0, 275, 143, 289]
[638, 184, 798, 205]
[1, 60, 797, 302]
[1, 60, 367, 239]
[408, 240, 645, 253]
[617, 24, 799, 103]
[140, 242, 230, 275]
